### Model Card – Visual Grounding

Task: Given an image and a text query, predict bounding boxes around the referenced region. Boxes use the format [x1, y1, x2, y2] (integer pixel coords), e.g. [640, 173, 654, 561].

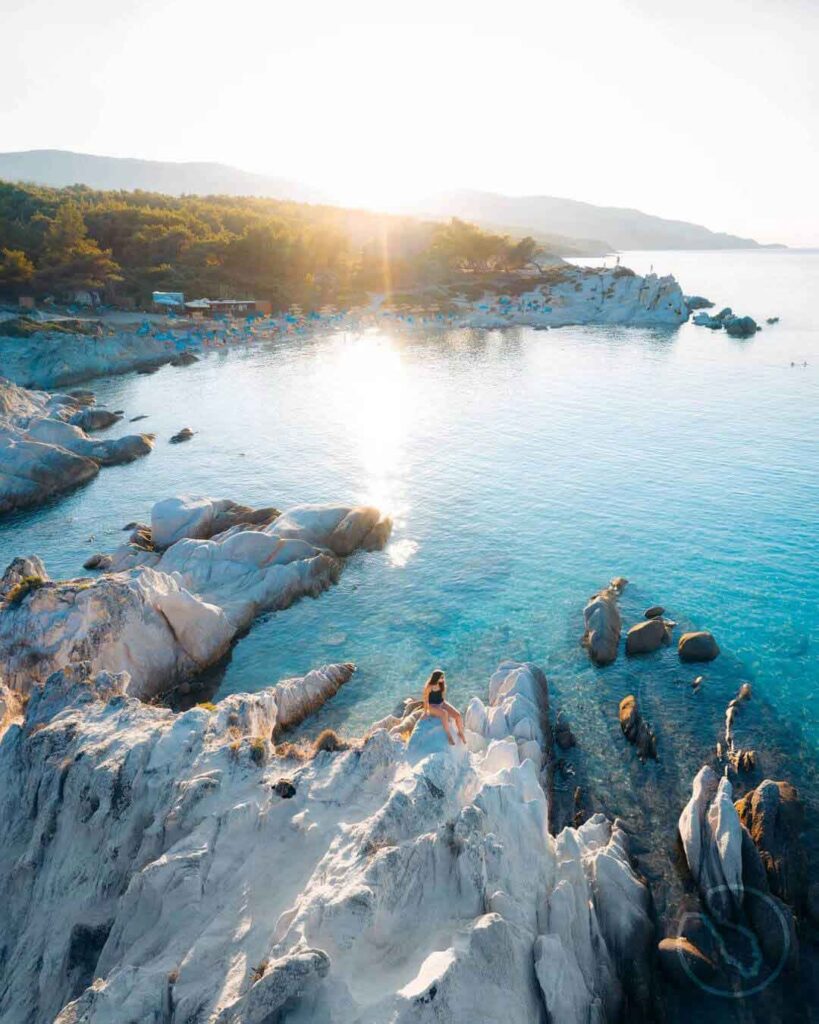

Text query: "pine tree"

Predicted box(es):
[34, 202, 122, 297]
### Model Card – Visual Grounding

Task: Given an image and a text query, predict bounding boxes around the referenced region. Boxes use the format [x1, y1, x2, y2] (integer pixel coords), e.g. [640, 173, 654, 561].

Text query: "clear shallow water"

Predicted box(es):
[2, 250, 817, 768]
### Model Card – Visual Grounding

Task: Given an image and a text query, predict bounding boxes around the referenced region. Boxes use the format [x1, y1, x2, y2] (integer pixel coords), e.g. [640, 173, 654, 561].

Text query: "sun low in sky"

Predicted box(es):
[2, 0, 818, 245]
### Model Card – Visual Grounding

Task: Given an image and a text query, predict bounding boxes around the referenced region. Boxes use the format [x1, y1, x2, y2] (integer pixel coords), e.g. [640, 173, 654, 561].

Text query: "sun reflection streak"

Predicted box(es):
[321, 331, 413, 530]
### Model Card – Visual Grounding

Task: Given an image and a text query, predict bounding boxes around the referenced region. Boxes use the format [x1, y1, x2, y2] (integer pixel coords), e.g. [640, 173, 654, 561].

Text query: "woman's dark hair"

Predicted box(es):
[425, 669, 445, 693]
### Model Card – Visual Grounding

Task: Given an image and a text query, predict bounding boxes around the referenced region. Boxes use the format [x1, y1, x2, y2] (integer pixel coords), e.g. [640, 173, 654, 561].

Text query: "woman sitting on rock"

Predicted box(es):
[422, 669, 466, 745]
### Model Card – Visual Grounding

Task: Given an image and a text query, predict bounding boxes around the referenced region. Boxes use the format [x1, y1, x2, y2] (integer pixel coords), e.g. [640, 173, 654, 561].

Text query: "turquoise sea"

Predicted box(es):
[2, 250, 818, 876]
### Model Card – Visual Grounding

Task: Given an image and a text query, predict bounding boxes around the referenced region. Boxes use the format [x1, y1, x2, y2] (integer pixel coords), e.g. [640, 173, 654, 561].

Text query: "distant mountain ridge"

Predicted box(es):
[0, 149, 778, 252]
[407, 189, 774, 252]
[0, 150, 326, 204]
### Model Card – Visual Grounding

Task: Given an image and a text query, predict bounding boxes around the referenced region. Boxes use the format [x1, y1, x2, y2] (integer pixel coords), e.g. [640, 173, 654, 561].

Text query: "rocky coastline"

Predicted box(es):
[0, 265, 688, 392]
[0, 541, 816, 1023]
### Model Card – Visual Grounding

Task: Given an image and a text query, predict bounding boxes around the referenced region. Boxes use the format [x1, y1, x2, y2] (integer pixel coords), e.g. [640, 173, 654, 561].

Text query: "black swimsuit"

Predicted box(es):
[428, 686, 444, 706]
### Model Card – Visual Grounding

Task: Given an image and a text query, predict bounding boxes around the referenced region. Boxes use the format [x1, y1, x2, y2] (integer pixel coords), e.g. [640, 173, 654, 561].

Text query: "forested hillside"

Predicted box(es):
[0, 182, 541, 310]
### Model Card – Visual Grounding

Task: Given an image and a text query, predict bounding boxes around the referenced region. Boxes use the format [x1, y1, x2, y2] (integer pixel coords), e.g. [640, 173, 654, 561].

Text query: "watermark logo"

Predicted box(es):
[674, 885, 791, 998]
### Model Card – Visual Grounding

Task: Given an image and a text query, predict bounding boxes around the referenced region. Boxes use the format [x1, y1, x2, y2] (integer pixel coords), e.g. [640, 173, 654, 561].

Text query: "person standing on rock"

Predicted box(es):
[422, 669, 466, 745]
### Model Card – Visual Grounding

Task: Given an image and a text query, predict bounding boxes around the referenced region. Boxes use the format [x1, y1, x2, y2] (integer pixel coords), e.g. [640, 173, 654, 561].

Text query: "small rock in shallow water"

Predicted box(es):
[169, 427, 195, 444]
[644, 605, 664, 618]
[129, 414, 148, 422]
[679, 631, 720, 662]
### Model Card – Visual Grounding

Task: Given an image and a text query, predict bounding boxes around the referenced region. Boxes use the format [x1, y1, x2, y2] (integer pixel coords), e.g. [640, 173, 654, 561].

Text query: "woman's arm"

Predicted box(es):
[422, 685, 430, 714]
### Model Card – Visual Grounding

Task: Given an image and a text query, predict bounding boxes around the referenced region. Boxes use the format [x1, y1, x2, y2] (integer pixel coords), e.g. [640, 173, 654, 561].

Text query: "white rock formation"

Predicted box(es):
[678, 765, 745, 920]
[0, 659, 653, 1024]
[0, 501, 392, 700]
[0, 377, 153, 513]
[454, 268, 687, 329]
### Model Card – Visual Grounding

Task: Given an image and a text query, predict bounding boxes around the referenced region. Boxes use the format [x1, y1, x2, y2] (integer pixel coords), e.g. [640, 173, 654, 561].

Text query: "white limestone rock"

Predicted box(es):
[0, 502, 391, 700]
[0, 659, 654, 1024]
[678, 765, 745, 921]
[0, 377, 153, 513]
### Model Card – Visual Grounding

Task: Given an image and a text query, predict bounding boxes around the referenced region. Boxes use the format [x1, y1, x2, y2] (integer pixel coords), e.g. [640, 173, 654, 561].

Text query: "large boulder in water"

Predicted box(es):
[625, 617, 666, 655]
[582, 581, 624, 666]
[724, 315, 759, 337]
[678, 630, 720, 662]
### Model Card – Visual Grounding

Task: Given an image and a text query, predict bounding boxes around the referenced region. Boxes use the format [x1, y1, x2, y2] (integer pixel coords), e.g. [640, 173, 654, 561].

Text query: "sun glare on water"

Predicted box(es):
[320, 332, 414, 531]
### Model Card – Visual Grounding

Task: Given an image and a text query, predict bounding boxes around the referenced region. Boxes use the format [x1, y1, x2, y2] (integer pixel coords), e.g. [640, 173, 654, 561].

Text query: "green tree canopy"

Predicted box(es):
[0, 248, 35, 295]
[34, 201, 122, 296]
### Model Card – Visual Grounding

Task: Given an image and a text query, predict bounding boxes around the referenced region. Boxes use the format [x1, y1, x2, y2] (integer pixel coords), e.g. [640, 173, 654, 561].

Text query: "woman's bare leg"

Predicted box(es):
[427, 705, 455, 744]
[442, 702, 466, 742]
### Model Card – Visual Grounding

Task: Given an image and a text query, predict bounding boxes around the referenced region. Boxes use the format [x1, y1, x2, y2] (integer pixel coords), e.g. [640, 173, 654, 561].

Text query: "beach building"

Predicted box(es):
[183, 298, 265, 316]
[152, 291, 185, 312]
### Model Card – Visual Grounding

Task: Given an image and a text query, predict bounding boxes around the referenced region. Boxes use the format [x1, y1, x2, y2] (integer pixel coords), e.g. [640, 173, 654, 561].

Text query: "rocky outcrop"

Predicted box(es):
[735, 780, 807, 909]
[691, 306, 760, 336]
[0, 502, 392, 700]
[582, 578, 625, 665]
[460, 268, 688, 328]
[678, 630, 720, 662]
[678, 766, 744, 920]
[151, 495, 281, 549]
[0, 377, 153, 513]
[619, 695, 657, 761]
[0, 658, 653, 1024]
[0, 327, 179, 389]
[676, 765, 800, 986]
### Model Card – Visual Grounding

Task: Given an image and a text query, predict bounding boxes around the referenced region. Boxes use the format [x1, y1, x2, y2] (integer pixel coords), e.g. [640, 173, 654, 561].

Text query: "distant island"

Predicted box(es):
[0, 150, 784, 255]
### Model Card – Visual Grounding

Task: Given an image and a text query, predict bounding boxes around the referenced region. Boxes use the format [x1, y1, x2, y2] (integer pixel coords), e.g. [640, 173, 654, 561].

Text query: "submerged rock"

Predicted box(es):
[169, 426, 194, 444]
[678, 630, 720, 662]
[619, 694, 658, 760]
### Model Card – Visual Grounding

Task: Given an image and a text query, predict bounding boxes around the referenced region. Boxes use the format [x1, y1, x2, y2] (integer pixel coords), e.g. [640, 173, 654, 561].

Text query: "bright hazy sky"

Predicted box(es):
[2, 0, 817, 244]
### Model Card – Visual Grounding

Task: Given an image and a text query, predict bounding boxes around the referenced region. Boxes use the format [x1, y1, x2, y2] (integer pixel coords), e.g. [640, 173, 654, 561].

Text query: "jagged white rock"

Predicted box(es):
[0, 659, 653, 1024]
[0, 502, 392, 700]
[678, 765, 745, 920]
[455, 268, 687, 329]
[0, 377, 153, 513]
